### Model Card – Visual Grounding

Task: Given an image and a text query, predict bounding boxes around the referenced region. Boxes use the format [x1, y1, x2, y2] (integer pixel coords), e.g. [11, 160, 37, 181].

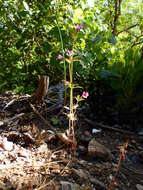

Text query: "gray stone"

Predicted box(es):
[60, 181, 80, 190]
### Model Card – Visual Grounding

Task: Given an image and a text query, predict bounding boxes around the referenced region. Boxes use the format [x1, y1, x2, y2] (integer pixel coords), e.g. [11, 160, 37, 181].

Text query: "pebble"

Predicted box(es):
[136, 184, 143, 190]
[2, 137, 13, 151]
[0, 121, 4, 126]
[60, 181, 80, 190]
[92, 128, 101, 134]
[137, 146, 143, 151]
[131, 140, 136, 144]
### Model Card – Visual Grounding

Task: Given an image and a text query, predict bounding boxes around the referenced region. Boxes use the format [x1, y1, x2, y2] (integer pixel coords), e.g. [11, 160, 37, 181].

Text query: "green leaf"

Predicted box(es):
[51, 117, 59, 125]
[23, 1, 30, 12]
[108, 34, 117, 45]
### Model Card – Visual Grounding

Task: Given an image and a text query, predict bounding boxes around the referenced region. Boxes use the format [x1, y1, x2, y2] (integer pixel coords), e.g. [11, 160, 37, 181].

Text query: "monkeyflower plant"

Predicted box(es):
[57, 54, 63, 60]
[58, 23, 88, 150]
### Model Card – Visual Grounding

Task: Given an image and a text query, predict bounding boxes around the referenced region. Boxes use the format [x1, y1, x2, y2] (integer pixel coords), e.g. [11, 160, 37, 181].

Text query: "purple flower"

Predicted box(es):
[66, 50, 73, 57]
[82, 91, 89, 99]
[58, 54, 63, 60]
[76, 24, 83, 32]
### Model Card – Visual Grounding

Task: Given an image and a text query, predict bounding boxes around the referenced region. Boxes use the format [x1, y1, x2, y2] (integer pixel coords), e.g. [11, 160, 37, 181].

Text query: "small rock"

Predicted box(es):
[92, 128, 101, 134]
[60, 181, 80, 190]
[137, 146, 143, 151]
[0, 137, 14, 151]
[0, 121, 4, 126]
[88, 139, 112, 161]
[90, 177, 106, 189]
[136, 184, 143, 190]
[37, 143, 48, 153]
[131, 139, 136, 144]
[78, 145, 87, 154]
[18, 147, 30, 158]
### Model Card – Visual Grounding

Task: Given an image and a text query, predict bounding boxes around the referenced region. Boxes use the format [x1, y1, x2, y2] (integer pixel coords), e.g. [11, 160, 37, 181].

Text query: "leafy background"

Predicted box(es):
[0, 0, 143, 123]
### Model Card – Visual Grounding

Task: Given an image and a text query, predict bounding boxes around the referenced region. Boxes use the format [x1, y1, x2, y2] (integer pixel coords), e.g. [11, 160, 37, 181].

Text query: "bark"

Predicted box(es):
[112, 0, 122, 35]
[116, 24, 139, 36]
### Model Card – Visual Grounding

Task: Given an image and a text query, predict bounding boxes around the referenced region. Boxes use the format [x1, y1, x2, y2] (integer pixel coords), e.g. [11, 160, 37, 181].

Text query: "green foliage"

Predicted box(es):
[51, 116, 59, 125]
[0, 0, 143, 116]
[99, 48, 143, 112]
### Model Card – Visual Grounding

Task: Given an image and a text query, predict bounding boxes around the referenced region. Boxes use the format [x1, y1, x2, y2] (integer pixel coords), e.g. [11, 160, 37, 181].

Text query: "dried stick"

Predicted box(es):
[30, 103, 56, 132]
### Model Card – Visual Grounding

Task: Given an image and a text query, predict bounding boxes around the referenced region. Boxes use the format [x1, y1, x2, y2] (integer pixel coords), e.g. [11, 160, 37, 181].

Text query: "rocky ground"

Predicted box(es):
[0, 92, 143, 190]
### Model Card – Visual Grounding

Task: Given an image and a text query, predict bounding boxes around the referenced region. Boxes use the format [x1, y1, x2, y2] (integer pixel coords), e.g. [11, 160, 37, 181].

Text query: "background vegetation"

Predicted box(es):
[0, 0, 143, 124]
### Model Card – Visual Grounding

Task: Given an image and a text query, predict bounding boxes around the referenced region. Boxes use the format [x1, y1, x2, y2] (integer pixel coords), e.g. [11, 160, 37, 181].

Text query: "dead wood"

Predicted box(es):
[85, 119, 143, 141]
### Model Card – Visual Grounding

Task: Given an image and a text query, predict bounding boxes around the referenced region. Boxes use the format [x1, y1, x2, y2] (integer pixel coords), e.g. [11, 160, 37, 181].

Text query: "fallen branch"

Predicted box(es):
[85, 119, 134, 135]
[85, 119, 143, 141]
[30, 103, 56, 132]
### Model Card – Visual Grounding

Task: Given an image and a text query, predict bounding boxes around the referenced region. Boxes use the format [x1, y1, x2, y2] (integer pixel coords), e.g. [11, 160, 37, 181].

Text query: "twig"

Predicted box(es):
[131, 40, 143, 48]
[116, 24, 139, 36]
[1, 113, 25, 126]
[29, 103, 56, 133]
[85, 119, 134, 135]
[85, 119, 143, 141]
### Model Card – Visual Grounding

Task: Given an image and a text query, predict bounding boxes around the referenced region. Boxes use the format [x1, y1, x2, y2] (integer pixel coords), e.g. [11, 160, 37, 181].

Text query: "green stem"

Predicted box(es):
[54, 0, 67, 105]
[56, 22, 66, 80]
[69, 47, 74, 134]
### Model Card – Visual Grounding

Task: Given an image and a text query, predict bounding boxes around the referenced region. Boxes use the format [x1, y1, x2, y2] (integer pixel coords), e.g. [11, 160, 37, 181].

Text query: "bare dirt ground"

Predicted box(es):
[0, 92, 143, 190]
